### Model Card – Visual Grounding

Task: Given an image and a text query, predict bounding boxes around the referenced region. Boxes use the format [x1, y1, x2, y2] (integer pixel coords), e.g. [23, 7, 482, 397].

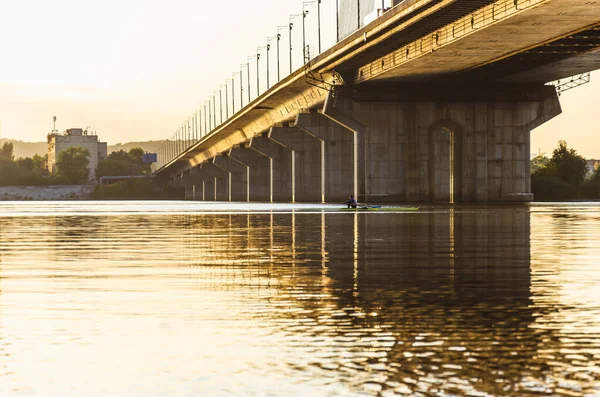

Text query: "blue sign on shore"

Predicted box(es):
[142, 153, 157, 163]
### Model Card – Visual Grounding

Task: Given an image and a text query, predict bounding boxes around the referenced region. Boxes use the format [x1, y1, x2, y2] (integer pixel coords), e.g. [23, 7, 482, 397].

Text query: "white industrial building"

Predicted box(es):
[47, 128, 108, 181]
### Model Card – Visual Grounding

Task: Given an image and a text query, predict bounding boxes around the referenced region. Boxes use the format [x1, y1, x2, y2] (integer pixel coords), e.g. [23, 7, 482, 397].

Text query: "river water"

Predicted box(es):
[0, 201, 599, 396]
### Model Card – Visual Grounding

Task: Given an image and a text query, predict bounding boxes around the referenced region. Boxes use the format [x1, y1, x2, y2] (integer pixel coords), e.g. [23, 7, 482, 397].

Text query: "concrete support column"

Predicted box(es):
[321, 93, 367, 202]
[180, 167, 204, 201]
[198, 161, 230, 201]
[269, 124, 322, 203]
[250, 136, 294, 202]
[214, 152, 249, 202]
[295, 111, 357, 202]
[345, 85, 562, 202]
[229, 145, 271, 202]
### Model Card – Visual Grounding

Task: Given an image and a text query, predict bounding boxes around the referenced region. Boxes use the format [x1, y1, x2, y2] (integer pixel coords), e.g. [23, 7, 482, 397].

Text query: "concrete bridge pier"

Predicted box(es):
[269, 124, 323, 203]
[249, 136, 294, 202]
[182, 167, 203, 201]
[229, 145, 271, 202]
[328, 85, 561, 203]
[295, 111, 358, 202]
[214, 153, 249, 202]
[192, 161, 230, 201]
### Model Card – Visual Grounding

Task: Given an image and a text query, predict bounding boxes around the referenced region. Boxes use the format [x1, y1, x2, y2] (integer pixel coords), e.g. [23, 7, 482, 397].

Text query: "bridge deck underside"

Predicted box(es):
[335, 0, 499, 74]
[355, 0, 600, 84]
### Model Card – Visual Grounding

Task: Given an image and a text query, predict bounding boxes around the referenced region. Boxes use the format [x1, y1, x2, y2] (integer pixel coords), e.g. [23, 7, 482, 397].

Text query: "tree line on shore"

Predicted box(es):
[531, 140, 600, 201]
[0, 142, 153, 185]
[0, 142, 179, 199]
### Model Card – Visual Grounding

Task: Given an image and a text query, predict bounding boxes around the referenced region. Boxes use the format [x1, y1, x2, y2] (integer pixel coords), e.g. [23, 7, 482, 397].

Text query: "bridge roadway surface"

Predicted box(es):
[157, 0, 600, 203]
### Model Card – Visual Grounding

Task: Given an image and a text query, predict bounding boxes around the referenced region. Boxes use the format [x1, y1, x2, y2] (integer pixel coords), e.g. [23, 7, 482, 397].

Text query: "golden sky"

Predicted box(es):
[0, 0, 598, 158]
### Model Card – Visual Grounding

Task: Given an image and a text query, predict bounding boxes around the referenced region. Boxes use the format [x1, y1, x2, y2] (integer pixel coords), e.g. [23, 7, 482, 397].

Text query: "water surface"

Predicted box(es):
[0, 201, 599, 396]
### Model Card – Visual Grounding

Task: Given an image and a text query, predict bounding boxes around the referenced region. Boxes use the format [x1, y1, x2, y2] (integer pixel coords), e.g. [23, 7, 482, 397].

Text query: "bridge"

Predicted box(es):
[155, 0, 600, 203]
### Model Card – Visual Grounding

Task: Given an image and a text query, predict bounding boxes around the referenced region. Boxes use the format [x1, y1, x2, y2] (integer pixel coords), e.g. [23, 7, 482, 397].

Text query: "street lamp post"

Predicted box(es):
[256, 51, 261, 96]
[302, 8, 309, 63]
[208, 98, 212, 131]
[336, 0, 339, 42]
[230, 75, 236, 114]
[317, 0, 321, 53]
[289, 14, 302, 73]
[204, 103, 208, 135]
[194, 113, 197, 141]
[277, 26, 287, 80]
[303, 0, 321, 55]
[224, 81, 229, 119]
[358, 0, 361, 31]
[212, 95, 217, 128]
[289, 21, 293, 74]
[218, 89, 223, 124]
[240, 64, 245, 109]
[258, 45, 269, 91]
[198, 109, 202, 138]
[188, 120, 191, 148]
[209, 98, 213, 130]
[200, 110, 203, 137]
[246, 57, 252, 103]
[266, 44, 270, 89]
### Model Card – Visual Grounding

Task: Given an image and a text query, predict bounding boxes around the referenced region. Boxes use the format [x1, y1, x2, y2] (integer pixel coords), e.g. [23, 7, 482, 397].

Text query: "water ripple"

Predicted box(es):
[0, 202, 599, 396]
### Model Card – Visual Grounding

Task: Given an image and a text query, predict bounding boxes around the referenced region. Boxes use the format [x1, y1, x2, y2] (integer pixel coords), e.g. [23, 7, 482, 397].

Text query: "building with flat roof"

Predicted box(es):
[47, 128, 108, 181]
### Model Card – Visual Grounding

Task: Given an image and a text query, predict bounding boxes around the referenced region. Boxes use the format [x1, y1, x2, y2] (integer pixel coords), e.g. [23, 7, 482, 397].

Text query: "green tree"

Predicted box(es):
[544, 140, 588, 186]
[16, 157, 34, 171]
[56, 147, 90, 184]
[531, 153, 550, 174]
[0, 142, 14, 161]
[128, 147, 144, 163]
[589, 162, 600, 183]
[96, 147, 151, 180]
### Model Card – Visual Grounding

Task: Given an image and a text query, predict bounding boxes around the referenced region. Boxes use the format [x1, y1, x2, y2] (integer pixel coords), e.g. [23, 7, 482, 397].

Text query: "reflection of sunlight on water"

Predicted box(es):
[0, 202, 599, 396]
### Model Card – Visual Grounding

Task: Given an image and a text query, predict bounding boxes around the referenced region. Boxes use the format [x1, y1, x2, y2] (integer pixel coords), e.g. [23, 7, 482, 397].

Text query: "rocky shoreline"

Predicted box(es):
[0, 185, 95, 201]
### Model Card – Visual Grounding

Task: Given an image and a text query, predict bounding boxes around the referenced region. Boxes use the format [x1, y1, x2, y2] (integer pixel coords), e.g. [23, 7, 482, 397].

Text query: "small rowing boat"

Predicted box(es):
[339, 206, 420, 212]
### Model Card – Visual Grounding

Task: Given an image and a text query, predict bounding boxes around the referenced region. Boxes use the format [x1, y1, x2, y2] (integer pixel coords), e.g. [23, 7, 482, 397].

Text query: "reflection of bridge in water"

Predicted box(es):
[157, 0, 600, 204]
[1, 205, 598, 395]
[164, 208, 592, 396]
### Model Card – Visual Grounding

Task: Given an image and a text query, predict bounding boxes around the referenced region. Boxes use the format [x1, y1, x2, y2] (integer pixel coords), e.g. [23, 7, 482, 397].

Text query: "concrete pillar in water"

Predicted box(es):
[269, 124, 322, 203]
[181, 166, 204, 201]
[295, 111, 360, 202]
[330, 85, 561, 202]
[229, 145, 271, 202]
[194, 161, 230, 201]
[214, 152, 249, 202]
[249, 135, 294, 202]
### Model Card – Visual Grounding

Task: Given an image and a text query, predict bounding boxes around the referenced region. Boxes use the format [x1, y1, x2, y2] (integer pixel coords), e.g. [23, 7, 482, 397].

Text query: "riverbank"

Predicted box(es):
[0, 185, 94, 200]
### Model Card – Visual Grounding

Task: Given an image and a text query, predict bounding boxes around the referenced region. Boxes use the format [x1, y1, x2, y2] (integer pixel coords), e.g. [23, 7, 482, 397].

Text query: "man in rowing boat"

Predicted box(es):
[344, 195, 358, 208]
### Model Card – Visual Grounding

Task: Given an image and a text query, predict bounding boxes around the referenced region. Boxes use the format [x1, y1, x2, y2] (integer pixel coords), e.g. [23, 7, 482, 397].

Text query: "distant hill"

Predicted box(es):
[106, 141, 166, 155]
[0, 138, 166, 159]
